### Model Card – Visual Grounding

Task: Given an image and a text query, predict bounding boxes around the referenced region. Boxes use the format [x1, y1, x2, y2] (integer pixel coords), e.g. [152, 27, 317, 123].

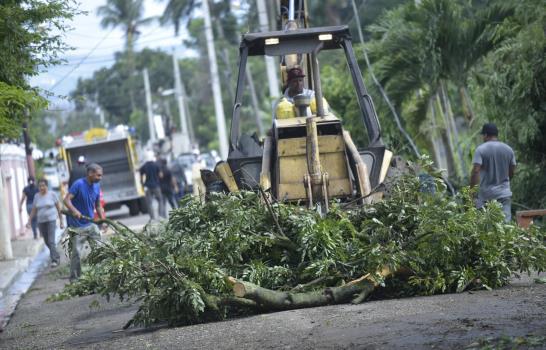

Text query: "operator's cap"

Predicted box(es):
[287, 67, 305, 81]
[77, 155, 85, 163]
[480, 123, 498, 136]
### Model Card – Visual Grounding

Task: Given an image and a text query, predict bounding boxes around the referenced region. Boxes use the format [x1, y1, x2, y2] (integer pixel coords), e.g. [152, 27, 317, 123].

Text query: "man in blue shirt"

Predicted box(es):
[63, 163, 105, 281]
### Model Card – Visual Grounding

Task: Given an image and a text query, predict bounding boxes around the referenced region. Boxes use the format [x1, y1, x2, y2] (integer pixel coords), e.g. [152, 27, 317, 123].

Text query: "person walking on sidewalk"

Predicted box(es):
[140, 152, 165, 220]
[63, 163, 105, 281]
[19, 176, 39, 239]
[20, 177, 39, 239]
[27, 179, 64, 267]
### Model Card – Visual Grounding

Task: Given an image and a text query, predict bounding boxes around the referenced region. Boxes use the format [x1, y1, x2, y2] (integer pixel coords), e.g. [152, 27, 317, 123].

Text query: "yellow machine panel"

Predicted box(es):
[276, 135, 352, 201]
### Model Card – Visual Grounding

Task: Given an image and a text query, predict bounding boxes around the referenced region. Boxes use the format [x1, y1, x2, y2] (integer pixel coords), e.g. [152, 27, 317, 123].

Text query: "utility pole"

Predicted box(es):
[172, 51, 191, 153]
[180, 72, 195, 144]
[143, 68, 156, 142]
[99, 109, 105, 126]
[257, 0, 280, 97]
[202, 0, 229, 159]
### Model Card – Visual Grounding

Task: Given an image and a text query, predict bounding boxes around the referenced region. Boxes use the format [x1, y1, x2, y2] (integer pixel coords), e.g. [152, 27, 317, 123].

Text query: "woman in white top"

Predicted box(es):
[27, 179, 64, 267]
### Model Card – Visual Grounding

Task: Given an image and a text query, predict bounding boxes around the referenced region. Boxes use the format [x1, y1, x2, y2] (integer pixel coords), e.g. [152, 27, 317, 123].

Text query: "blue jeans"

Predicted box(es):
[68, 224, 101, 281]
[26, 204, 38, 238]
[476, 197, 512, 222]
[497, 197, 512, 222]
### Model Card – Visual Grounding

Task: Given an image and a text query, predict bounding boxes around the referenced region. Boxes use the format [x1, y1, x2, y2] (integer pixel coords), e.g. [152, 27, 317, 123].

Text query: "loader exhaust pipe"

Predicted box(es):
[288, 0, 295, 21]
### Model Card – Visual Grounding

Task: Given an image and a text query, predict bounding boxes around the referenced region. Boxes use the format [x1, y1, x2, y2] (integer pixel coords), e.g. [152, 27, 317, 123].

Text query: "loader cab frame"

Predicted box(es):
[228, 26, 389, 198]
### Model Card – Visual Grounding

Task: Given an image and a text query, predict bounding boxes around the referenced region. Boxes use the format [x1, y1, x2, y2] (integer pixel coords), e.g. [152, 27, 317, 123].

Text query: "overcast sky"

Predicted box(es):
[32, 0, 191, 109]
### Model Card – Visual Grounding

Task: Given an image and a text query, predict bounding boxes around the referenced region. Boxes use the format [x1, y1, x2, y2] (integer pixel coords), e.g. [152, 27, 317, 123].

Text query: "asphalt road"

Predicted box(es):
[1, 266, 545, 348]
[106, 206, 151, 231]
[1, 207, 545, 349]
[107, 200, 176, 230]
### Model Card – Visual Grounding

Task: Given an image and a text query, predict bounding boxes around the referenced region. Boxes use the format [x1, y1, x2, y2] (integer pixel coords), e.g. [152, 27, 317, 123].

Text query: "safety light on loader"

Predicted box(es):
[265, 38, 279, 45]
[318, 34, 333, 41]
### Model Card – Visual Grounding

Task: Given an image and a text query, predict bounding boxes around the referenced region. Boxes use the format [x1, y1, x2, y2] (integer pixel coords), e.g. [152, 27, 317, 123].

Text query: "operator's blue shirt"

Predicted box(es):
[67, 178, 100, 228]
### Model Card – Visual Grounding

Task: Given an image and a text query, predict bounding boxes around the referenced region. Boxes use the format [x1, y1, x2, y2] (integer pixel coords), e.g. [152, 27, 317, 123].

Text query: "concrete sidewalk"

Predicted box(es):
[0, 228, 66, 332]
[0, 238, 45, 299]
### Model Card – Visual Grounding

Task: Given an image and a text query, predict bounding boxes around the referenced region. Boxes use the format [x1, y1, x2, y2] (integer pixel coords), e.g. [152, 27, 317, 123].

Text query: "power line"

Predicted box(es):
[350, 0, 420, 158]
[49, 29, 115, 92]
[67, 32, 177, 52]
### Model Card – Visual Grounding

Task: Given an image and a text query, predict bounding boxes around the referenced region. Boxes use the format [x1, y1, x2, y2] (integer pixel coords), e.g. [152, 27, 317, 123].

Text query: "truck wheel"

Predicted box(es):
[128, 200, 140, 216]
[138, 197, 149, 214]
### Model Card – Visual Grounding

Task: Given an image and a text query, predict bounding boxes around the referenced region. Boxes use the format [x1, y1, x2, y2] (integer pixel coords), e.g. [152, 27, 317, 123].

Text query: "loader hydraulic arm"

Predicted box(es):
[341, 39, 383, 148]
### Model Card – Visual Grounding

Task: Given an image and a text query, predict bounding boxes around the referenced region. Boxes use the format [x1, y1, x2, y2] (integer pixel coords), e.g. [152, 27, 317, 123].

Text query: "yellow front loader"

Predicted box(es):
[202, 24, 392, 213]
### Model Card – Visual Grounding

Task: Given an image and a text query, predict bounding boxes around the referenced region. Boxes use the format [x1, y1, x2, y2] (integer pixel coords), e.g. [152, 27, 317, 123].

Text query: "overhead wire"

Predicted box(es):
[349, 0, 421, 158]
[68, 33, 177, 52]
[49, 29, 115, 92]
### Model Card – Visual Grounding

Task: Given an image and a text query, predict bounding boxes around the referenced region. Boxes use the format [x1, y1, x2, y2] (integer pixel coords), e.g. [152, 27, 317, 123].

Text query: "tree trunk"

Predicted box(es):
[226, 268, 392, 311]
[441, 82, 468, 179]
[429, 98, 447, 171]
[434, 93, 456, 177]
[22, 120, 35, 179]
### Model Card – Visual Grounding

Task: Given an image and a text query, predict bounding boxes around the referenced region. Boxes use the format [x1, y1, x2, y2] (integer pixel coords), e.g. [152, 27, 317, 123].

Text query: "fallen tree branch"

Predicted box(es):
[226, 267, 392, 310]
[61, 209, 130, 232]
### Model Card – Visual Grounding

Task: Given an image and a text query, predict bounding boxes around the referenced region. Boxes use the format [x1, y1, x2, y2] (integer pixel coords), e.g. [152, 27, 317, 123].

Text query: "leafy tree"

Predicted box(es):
[97, 0, 154, 53]
[0, 82, 46, 139]
[70, 49, 176, 140]
[158, 0, 195, 35]
[473, 0, 546, 208]
[97, 0, 155, 113]
[365, 0, 514, 179]
[0, 0, 77, 139]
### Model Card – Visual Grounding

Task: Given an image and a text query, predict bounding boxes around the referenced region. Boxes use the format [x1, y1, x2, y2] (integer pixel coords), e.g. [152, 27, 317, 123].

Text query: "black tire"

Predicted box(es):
[128, 200, 140, 216]
[138, 197, 149, 214]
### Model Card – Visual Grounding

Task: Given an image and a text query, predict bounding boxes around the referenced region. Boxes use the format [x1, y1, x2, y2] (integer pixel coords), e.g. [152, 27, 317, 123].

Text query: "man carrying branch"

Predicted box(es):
[64, 163, 105, 281]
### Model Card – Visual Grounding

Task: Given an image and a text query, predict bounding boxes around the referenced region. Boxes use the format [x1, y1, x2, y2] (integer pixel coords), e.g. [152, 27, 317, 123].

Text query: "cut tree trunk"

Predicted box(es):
[226, 267, 392, 311]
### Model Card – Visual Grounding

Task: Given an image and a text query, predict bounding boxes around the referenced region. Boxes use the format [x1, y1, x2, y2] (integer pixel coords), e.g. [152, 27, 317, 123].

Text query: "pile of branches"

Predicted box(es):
[51, 159, 546, 328]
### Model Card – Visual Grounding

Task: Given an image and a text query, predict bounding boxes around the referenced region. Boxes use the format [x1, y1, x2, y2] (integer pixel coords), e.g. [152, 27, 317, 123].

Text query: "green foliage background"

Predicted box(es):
[0, 0, 77, 139]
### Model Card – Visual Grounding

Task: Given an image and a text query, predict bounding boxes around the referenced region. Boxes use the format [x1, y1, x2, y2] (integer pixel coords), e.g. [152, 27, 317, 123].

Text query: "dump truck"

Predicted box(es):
[58, 126, 146, 216]
[205, 0, 392, 213]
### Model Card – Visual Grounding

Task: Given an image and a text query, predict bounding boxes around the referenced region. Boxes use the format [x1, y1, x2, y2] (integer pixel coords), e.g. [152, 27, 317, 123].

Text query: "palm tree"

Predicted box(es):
[366, 0, 514, 179]
[158, 0, 195, 36]
[97, 0, 154, 54]
[97, 0, 154, 113]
